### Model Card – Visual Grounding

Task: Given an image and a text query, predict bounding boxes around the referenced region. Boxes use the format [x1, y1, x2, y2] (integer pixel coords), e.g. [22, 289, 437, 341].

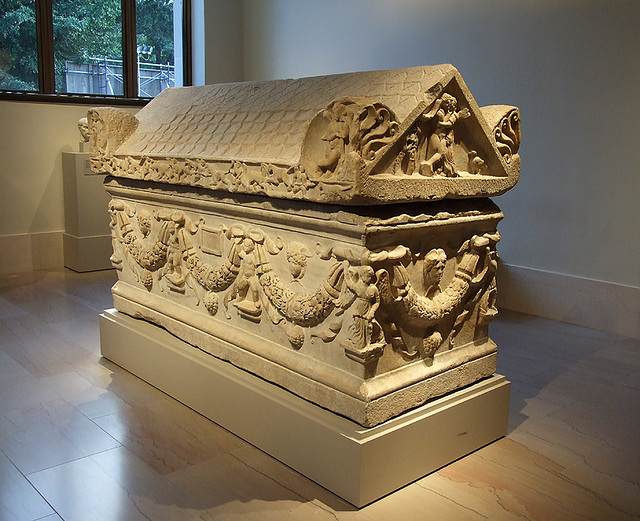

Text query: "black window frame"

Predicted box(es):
[0, 0, 192, 106]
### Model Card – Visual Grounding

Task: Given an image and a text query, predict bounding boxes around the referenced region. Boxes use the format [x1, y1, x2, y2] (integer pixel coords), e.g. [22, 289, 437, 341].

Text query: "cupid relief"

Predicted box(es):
[418, 93, 471, 177]
[340, 265, 386, 364]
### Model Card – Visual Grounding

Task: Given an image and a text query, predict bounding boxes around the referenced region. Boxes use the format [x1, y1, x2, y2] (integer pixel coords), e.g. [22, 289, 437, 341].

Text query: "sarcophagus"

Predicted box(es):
[90, 65, 520, 427]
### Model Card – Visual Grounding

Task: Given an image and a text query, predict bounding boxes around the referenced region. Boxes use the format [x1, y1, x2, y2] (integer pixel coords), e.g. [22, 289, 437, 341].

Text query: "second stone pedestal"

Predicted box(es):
[62, 151, 112, 272]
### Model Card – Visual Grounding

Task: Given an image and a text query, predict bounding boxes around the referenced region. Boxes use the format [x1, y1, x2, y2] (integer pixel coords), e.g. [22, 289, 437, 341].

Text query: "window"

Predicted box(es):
[0, 0, 39, 91]
[0, 0, 192, 103]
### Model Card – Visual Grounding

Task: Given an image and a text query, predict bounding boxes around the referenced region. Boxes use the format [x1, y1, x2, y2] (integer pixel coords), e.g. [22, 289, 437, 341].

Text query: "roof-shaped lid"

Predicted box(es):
[88, 65, 521, 205]
[120, 65, 453, 163]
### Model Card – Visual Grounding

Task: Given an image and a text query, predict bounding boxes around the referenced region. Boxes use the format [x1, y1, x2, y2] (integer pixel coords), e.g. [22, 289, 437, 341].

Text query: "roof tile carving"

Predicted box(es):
[89, 65, 520, 204]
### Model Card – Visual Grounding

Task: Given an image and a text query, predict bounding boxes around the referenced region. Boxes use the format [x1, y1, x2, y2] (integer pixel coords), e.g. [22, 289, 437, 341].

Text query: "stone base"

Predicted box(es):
[100, 308, 510, 507]
[62, 150, 112, 272]
[63, 233, 113, 272]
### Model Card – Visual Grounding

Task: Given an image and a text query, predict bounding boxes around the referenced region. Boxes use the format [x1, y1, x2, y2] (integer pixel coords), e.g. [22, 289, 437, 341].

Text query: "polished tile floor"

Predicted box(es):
[0, 268, 638, 521]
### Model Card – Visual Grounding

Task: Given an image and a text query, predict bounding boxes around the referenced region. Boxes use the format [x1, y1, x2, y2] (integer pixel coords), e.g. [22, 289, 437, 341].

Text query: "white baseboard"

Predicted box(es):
[0, 231, 64, 275]
[497, 263, 640, 340]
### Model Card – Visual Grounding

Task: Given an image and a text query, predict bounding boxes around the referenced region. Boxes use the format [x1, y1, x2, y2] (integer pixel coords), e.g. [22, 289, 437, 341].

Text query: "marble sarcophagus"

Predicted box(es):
[90, 65, 520, 427]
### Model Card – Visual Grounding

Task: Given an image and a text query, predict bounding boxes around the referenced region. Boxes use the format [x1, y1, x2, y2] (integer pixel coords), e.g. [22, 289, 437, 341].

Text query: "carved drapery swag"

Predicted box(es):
[109, 200, 499, 364]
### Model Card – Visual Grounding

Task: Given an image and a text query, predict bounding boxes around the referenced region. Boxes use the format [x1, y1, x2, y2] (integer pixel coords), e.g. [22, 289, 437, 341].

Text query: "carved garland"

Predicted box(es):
[109, 200, 499, 364]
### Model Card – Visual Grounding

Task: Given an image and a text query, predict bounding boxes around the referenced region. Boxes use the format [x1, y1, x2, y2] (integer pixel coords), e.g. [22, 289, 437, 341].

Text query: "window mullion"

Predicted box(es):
[182, 0, 192, 87]
[36, 0, 55, 93]
[122, 0, 138, 97]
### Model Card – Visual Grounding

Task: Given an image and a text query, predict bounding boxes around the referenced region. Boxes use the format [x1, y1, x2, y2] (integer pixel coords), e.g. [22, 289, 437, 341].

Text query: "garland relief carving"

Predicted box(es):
[108, 198, 500, 371]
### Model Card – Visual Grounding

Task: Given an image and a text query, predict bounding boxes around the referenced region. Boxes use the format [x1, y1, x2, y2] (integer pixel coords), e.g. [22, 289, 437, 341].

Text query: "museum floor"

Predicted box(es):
[0, 268, 638, 521]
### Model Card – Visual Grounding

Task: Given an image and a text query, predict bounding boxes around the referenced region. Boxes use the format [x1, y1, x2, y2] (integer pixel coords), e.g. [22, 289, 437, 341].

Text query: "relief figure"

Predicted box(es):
[341, 265, 385, 362]
[419, 93, 470, 177]
[423, 248, 446, 299]
[227, 238, 262, 321]
[317, 105, 350, 178]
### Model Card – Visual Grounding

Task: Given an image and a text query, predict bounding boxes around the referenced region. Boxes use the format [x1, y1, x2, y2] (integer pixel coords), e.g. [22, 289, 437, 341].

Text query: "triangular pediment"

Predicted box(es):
[373, 76, 507, 178]
[300, 71, 520, 203]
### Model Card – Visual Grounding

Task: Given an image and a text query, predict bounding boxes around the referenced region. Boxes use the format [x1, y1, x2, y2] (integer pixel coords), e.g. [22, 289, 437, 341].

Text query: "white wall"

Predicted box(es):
[0, 101, 138, 272]
[193, 0, 243, 86]
[0, 102, 139, 235]
[241, 0, 640, 290]
[0, 102, 88, 235]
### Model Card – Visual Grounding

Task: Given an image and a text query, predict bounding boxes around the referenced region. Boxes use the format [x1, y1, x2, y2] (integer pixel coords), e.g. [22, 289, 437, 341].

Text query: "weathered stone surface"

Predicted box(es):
[91, 65, 520, 426]
[89, 65, 520, 205]
[78, 117, 89, 142]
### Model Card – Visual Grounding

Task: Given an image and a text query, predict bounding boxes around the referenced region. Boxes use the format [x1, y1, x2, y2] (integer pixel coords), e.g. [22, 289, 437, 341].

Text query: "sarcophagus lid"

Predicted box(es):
[89, 65, 520, 204]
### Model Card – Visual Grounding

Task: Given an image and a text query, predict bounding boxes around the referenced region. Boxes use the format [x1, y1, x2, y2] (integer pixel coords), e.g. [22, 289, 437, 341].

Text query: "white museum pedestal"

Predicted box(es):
[100, 308, 510, 507]
[62, 150, 113, 272]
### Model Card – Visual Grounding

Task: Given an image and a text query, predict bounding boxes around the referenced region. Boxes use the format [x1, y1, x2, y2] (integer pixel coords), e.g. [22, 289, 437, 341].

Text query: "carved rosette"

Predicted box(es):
[108, 197, 500, 369]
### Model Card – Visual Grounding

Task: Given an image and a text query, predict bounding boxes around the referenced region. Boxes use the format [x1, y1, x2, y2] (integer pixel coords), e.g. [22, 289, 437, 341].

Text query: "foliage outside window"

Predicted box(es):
[0, 0, 186, 101]
[0, 0, 39, 91]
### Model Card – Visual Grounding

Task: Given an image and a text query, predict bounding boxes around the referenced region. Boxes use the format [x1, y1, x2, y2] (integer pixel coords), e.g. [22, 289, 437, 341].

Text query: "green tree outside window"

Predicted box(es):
[0, 0, 175, 95]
